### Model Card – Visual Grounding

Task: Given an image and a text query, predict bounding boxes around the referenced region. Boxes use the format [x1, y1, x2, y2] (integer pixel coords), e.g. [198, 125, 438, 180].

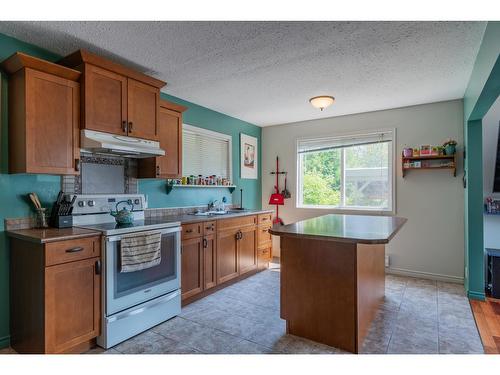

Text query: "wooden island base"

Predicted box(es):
[280, 237, 385, 353]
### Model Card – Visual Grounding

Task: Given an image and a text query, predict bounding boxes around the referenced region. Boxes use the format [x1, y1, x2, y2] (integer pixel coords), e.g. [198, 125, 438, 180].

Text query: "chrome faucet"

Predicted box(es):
[208, 200, 218, 211]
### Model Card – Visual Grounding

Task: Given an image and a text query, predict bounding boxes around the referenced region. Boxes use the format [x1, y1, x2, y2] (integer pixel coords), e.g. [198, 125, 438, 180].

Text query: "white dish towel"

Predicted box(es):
[120, 230, 162, 273]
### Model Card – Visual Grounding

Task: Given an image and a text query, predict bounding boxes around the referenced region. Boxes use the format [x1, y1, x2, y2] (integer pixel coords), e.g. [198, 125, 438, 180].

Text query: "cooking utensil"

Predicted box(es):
[281, 173, 291, 199]
[33, 193, 42, 209]
[28, 193, 41, 209]
[68, 195, 77, 215]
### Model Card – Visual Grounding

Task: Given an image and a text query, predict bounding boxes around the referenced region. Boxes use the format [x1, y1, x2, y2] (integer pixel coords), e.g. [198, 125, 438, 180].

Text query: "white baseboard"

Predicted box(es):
[386, 267, 463, 284]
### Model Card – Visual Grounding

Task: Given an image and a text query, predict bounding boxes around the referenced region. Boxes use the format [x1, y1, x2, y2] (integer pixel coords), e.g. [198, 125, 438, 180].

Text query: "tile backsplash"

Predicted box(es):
[62, 153, 138, 194]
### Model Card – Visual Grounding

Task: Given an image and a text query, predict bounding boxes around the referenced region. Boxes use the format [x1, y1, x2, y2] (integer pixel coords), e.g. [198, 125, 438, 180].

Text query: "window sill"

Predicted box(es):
[296, 205, 395, 216]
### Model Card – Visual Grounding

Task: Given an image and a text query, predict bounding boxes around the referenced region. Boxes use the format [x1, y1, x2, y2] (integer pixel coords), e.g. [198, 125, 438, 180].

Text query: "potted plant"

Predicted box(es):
[443, 138, 457, 155]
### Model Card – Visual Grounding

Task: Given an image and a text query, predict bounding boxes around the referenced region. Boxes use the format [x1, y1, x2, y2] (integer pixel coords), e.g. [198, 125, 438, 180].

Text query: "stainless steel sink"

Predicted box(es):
[188, 209, 248, 216]
[189, 210, 229, 216]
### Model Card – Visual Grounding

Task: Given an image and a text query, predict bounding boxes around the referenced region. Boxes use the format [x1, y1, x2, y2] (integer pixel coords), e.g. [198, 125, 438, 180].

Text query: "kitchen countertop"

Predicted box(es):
[7, 227, 101, 244]
[149, 209, 274, 225]
[6, 209, 274, 243]
[269, 213, 407, 244]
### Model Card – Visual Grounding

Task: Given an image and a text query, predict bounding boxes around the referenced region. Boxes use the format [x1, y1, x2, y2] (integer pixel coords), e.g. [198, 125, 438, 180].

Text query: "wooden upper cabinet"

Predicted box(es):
[127, 78, 159, 140]
[138, 99, 187, 179]
[59, 49, 166, 141]
[1, 53, 81, 175]
[84, 64, 127, 135]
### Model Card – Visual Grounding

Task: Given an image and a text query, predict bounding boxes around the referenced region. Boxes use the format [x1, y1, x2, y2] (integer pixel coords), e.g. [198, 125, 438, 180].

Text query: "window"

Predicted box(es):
[297, 130, 395, 212]
[183, 124, 232, 179]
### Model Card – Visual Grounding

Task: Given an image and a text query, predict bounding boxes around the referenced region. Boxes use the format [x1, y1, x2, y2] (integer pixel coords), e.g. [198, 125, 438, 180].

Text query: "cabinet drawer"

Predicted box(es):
[257, 225, 272, 249]
[182, 223, 203, 239]
[203, 221, 216, 236]
[258, 213, 272, 225]
[45, 236, 100, 267]
[258, 247, 272, 261]
[218, 215, 256, 230]
[257, 247, 271, 270]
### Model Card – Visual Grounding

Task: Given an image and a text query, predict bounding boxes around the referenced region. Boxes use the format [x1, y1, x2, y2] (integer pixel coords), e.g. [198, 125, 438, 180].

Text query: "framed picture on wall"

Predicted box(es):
[240, 133, 258, 179]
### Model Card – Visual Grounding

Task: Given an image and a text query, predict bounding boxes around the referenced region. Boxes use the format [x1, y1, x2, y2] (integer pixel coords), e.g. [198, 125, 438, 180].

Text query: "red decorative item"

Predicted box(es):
[269, 156, 286, 225]
[269, 190, 285, 205]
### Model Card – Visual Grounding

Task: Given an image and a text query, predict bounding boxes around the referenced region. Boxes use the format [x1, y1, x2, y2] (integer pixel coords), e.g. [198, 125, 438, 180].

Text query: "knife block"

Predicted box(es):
[50, 201, 73, 228]
[51, 215, 73, 228]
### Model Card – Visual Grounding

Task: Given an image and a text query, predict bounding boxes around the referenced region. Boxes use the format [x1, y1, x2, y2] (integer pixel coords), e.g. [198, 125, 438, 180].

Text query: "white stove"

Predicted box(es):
[71, 194, 181, 349]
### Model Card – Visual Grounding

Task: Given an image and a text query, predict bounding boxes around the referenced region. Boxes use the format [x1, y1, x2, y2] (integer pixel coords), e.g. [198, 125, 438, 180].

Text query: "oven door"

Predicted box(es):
[105, 226, 181, 316]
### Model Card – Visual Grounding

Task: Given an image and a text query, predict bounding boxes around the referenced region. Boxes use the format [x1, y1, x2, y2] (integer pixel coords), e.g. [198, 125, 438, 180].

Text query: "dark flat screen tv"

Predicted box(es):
[493, 122, 500, 192]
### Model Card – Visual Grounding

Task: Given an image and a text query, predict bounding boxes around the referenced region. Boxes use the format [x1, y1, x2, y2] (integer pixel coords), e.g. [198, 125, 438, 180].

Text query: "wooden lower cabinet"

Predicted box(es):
[181, 221, 218, 301]
[45, 257, 100, 353]
[216, 217, 258, 281]
[216, 228, 239, 284]
[181, 237, 204, 300]
[239, 226, 258, 275]
[203, 234, 217, 290]
[9, 235, 101, 354]
[181, 215, 269, 304]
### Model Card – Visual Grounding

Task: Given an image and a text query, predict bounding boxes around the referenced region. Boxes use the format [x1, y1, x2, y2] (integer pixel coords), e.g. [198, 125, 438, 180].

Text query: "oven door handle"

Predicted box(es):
[106, 226, 181, 242]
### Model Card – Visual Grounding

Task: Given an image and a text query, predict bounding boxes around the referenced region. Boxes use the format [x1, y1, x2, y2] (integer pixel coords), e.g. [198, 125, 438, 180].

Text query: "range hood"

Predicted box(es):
[80, 129, 165, 158]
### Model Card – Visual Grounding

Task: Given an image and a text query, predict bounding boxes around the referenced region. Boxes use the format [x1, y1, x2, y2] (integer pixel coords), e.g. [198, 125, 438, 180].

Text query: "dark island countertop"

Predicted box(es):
[7, 227, 102, 244]
[269, 214, 407, 244]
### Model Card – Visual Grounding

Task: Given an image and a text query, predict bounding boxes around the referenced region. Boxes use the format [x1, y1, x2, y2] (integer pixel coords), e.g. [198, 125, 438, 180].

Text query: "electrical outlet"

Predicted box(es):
[385, 255, 390, 267]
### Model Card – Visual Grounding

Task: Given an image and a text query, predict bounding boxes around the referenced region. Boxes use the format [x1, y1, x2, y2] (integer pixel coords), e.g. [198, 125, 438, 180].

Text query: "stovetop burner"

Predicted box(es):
[78, 218, 181, 236]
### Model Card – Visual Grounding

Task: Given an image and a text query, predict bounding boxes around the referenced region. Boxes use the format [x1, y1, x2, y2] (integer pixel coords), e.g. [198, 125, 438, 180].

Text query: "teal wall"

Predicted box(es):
[140, 93, 262, 210]
[0, 32, 261, 348]
[463, 21, 500, 299]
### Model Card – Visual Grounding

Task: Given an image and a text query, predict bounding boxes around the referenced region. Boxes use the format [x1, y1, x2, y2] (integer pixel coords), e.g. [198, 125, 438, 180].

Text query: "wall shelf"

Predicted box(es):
[165, 184, 236, 195]
[402, 154, 456, 178]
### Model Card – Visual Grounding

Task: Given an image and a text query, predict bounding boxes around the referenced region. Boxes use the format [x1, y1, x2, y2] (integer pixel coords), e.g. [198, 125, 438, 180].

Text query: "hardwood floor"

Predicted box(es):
[470, 297, 500, 354]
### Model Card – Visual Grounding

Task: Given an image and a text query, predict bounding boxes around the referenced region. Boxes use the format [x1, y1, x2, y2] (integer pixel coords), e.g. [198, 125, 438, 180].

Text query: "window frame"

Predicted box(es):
[182, 123, 233, 182]
[295, 128, 397, 215]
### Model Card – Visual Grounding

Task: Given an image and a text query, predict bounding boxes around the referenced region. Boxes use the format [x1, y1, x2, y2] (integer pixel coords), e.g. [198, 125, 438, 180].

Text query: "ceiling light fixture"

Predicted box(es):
[309, 95, 335, 111]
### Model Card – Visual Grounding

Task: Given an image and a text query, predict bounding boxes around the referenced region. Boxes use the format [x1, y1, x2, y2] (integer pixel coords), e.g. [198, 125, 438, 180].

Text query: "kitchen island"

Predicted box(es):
[269, 214, 406, 353]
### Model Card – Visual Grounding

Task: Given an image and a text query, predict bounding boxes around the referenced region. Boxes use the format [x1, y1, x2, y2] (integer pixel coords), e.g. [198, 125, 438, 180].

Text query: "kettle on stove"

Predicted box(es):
[110, 200, 134, 225]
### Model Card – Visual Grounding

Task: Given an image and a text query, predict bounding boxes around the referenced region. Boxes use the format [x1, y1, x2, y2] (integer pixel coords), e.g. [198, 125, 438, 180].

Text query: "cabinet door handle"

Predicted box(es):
[95, 260, 102, 275]
[203, 238, 208, 248]
[122, 120, 127, 133]
[65, 246, 83, 253]
[156, 165, 160, 176]
[185, 229, 193, 233]
[128, 121, 133, 132]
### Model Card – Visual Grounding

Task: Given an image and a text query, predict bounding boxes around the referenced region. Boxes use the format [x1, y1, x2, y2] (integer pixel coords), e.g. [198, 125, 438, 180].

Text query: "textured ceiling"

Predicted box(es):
[0, 21, 486, 126]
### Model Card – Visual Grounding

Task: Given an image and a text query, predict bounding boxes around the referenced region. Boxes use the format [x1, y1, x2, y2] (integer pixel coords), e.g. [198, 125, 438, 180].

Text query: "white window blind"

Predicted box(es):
[298, 130, 393, 154]
[183, 125, 231, 179]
